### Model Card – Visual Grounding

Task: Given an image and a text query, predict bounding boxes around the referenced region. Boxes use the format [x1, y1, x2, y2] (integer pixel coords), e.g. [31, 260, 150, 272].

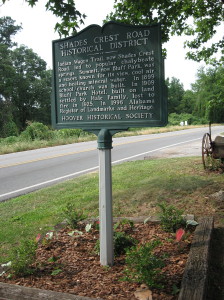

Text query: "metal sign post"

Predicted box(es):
[98, 129, 114, 265]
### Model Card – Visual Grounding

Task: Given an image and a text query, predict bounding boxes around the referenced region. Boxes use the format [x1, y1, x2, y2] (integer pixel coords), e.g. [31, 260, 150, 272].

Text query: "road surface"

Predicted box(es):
[0, 126, 224, 202]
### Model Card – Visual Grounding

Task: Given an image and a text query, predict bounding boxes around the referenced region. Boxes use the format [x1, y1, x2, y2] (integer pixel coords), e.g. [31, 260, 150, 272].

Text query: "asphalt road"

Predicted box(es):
[1, 126, 224, 202]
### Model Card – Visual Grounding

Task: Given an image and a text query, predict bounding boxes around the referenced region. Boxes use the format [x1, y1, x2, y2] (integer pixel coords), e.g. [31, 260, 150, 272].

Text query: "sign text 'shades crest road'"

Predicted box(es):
[52, 22, 167, 131]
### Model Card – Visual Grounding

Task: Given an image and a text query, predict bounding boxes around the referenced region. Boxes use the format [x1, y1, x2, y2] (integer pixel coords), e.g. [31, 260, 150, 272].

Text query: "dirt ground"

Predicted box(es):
[1, 222, 192, 300]
[149, 140, 224, 299]
[144, 140, 201, 160]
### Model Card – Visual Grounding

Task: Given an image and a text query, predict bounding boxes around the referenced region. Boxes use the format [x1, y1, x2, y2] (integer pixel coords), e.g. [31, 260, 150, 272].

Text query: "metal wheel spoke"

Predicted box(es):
[202, 133, 213, 169]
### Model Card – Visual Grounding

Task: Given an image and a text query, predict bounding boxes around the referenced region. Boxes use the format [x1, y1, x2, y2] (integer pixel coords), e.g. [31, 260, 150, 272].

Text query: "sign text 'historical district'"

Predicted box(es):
[52, 22, 167, 131]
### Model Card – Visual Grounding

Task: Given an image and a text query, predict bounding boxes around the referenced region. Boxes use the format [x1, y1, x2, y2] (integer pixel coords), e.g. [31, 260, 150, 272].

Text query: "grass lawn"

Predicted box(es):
[0, 156, 223, 263]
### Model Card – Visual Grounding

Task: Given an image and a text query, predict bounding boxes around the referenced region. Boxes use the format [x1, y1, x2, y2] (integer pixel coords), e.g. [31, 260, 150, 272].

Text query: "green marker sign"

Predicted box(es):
[52, 22, 167, 131]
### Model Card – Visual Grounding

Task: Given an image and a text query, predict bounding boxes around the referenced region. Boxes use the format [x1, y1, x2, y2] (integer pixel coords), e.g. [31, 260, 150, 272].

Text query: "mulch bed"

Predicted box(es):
[1, 222, 193, 300]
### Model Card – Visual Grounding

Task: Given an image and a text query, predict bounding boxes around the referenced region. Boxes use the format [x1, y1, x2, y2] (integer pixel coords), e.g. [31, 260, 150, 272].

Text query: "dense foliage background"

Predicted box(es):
[0, 0, 224, 138]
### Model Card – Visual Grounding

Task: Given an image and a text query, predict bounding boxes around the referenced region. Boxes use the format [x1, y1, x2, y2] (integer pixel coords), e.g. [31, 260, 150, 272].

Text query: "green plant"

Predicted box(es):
[205, 156, 223, 171]
[168, 113, 208, 126]
[2, 119, 19, 138]
[94, 231, 137, 256]
[113, 231, 137, 256]
[51, 268, 62, 276]
[3, 136, 19, 144]
[93, 220, 100, 231]
[94, 239, 100, 255]
[48, 255, 59, 263]
[20, 122, 53, 141]
[56, 128, 85, 138]
[10, 240, 37, 276]
[124, 240, 164, 288]
[62, 202, 86, 229]
[172, 284, 180, 295]
[113, 218, 134, 231]
[157, 202, 186, 232]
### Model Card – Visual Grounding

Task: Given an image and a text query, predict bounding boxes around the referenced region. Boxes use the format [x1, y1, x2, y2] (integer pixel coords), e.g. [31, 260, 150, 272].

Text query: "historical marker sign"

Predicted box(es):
[52, 22, 167, 131]
[52, 22, 167, 266]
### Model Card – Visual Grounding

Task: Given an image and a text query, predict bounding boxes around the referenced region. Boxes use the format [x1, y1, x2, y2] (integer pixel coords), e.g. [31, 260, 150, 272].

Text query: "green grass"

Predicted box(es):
[0, 156, 223, 263]
[0, 125, 208, 155]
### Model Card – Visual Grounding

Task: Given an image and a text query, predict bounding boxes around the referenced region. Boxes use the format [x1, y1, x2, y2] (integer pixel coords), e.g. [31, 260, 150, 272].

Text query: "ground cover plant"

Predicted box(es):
[1, 219, 193, 299]
[0, 156, 223, 266]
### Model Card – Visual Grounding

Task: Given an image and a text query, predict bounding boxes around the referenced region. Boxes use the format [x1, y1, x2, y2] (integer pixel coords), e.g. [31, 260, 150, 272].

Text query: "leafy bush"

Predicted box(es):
[113, 218, 134, 231]
[10, 240, 37, 276]
[113, 231, 137, 256]
[2, 136, 19, 144]
[56, 128, 85, 138]
[2, 120, 19, 137]
[62, 202, 86, 229]
[20, 122, 53, 141]
[124, 240, 164, 288]
[157, 202, 185, 232]
[94, 226, 137, 256]
[168, 113, 192, 126]
[168, 113, 208, 126]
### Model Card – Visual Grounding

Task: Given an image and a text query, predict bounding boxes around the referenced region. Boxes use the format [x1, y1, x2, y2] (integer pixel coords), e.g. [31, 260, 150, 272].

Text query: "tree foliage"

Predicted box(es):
[166, 77, 184, 114]
[192, 66, 224, 123]
[0, 17, 51, 137]
[166, 65, 224, 124]
[9, 45, 51, 130]
[2, 0, 86, 37]
[2, 1, 223, 62]
[106, 0, 224, 65]
[0, 16, 21, 47]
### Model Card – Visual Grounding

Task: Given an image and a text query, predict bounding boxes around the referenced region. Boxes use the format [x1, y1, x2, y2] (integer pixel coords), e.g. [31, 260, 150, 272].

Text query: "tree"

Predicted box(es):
[0, 17, 21, 101]
[106, 0, 224, 65]
[2, 1, 223, 63]
[0, 17, 21, 136]
[179, 90, 196, 115]
[2, 0, 86, 37]
[0, 17, 52, 136]
[9, 45, 51, 130]
[192, 66, 224, 122]
[166, 77, 184, 114]
[0, 16, 21, 47]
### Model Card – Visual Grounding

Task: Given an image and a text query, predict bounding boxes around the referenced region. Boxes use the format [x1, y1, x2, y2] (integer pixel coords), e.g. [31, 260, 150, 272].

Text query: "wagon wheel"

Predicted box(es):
[202, 133, 213, 169]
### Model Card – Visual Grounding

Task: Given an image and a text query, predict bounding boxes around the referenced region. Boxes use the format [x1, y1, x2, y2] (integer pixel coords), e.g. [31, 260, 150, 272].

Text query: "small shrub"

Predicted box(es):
[2, 136, 19, 144]
[20, 122, 53, 141]
[51, 268, 63, 276]
[56, 128, 84, 138]
[62, 202, 86, 229]
[10, 240, 37, 276]
[168, 113, 192, 126]
[114, 218, 134, 231]
[113, 231, 137, 255]
[94, 231, 137, 256]
[94, 239, 100, 255]
[2, 120, 19, 137]
[205, 156, 223, 171]
[157, 202, 186, 232]
[124, 240, 164, 288]
[93, 220, 100, 231]
[168, 113, 208, 126]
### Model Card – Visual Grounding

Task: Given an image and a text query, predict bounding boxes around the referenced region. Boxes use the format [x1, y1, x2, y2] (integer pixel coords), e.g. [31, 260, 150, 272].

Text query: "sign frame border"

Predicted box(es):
[51, 21, 167, 131]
